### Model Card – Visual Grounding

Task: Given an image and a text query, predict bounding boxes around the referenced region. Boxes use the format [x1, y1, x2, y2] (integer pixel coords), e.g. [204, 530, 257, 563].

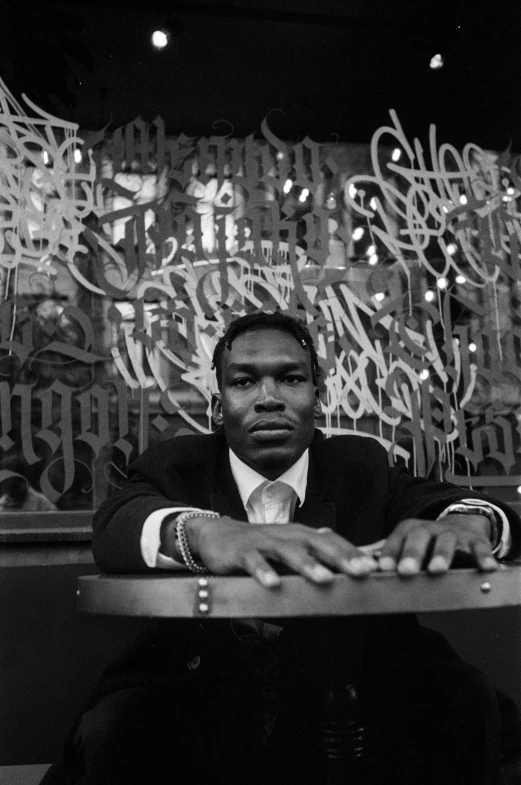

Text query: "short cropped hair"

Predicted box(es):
[211, 311, 321, 390]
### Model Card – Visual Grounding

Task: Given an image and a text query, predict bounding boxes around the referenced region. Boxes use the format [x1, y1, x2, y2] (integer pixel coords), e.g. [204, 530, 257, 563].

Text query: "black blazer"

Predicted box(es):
[74, 429, 521, 772]
[93, 428, 521, 573]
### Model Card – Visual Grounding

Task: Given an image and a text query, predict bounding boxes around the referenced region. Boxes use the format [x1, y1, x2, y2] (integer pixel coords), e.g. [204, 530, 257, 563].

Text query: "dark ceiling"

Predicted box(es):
[2, 0, 521, 150]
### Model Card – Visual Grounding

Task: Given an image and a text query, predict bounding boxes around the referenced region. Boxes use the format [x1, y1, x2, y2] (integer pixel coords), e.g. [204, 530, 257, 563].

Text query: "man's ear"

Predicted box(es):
[211, 393, 224, 427]
[313, 390, 322, 418]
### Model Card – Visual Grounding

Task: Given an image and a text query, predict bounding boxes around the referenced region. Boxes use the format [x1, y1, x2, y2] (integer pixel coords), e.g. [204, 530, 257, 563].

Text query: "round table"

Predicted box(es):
[77, 566, 521, 785]
[77, 564, 521, 619]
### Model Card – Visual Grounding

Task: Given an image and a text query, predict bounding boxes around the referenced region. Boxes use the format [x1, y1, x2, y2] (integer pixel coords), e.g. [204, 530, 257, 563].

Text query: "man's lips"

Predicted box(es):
[249, 419, 294, 432]
[249, 419, 294, 435]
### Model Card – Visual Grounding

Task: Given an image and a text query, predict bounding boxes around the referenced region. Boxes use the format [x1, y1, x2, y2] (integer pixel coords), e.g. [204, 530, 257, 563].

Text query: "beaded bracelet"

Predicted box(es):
[175, 509, 220, 575]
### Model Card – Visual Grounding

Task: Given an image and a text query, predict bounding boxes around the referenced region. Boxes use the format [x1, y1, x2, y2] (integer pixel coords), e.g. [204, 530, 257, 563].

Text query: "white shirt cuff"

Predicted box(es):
[437, 499, 512, 559]
[140, 507, 206, 569]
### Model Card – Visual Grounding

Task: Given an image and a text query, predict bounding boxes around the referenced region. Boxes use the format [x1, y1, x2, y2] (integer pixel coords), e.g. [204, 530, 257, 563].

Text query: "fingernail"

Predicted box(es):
[343, 558, 369, 575]
[378, 556, 396, 572]
[398, 557, 419, 575]
[260, 572, 280, 587]
[428, 556, 449, 573]
[306, 564, 334, 582]
[482, 557, 498, 571]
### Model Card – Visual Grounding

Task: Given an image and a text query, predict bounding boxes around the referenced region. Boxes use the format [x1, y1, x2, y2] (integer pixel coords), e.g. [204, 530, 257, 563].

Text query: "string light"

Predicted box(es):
[459, 194, 467, 205]
[352, 227, 365, 241]
[419, 369, 429, 380]
[283, 179, 293, 194]
[374, 292, 385, 301]
[74, 149, 82, 164]
[348, 183, 357, 199]
[299, 189, 309, 203]
[366, 244, 376, 256]
[391, 148, 402, 162]
[43, 151, 50, 165]
[151, 29, 169, 49]
[447, 243, 457, 256]
[437, 277, 448, 289]
[430, 53, 444, 70]
[368, 254, 378, 265]
[455, 275, 466, 284]
[425, 290, 435, 302]
[369, 197, 377, 210]
[469, 342, 477, 352]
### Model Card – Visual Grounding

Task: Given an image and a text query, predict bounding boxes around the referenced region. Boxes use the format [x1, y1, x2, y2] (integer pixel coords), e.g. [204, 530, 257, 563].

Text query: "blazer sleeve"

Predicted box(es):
[92, 444, 195, 574]
[383, 459, 521, 560]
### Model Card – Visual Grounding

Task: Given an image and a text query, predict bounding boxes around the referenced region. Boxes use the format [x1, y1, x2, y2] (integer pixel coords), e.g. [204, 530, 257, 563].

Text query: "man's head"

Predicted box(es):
[211, 312, 322, 480]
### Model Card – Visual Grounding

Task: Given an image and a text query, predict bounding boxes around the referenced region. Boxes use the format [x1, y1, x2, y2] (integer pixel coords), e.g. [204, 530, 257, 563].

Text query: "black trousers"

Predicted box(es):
[41, 620, 516, 785]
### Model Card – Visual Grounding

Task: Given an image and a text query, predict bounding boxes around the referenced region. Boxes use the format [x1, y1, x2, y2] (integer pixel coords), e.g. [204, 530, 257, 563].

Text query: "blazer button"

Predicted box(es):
[188, 655, 201, 671]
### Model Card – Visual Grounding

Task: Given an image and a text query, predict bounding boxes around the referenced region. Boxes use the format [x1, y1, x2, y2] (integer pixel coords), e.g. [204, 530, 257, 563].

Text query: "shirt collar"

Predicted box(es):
[229, 448, 309, 510]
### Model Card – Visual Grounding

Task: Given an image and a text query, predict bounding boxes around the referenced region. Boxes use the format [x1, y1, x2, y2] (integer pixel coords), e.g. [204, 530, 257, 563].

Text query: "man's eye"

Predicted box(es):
[283, 375, 304, 384]
[231, 378, 253, 388]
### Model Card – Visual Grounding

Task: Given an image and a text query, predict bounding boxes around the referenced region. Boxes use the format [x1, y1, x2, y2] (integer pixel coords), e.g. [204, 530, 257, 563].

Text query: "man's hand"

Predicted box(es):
[182, 515, 378, 588]
[377, 514, 498, 576]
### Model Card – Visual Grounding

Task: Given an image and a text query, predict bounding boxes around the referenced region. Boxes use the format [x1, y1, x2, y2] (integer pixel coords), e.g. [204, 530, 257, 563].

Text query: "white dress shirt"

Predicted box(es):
[140, 450, 511, 568]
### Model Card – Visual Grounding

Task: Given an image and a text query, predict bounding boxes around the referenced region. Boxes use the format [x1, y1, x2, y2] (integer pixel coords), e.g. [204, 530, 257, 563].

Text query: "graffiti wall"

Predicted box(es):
[1, 79, 520, 509]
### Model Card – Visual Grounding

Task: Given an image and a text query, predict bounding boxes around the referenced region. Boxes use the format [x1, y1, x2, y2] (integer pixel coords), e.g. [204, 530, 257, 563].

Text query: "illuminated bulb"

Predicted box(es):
[369, 197, 377, 210]
[455, 275, 466, 284]
[437, 277, 448, 289]
[459, 194, 467, 205]
[469, 342, 477, 352]
[507, 187, 515, 195]
[425, 290, 435, 302]
[447, 243, 457, 256]
[74, 149, 82, 164]
[419, 369, 429, 380]
[430, 53, 444, 69]
[352, 227, 365, 241]
[442, 205, 449, 213]
[43, 151, 50, 165]
[151, 29, 169, 49]
[276, 151, 285, 160]
[517, 486, 521, 495]
[374, 292, 385, 301]
[326, 194, 337, 209]
[366, 244, 376, 256]
[348, 183, 357, 199]
[391, 148, 401, 162]
[283, 179, 293, 194]
[299, 189, 309, 202]
[368, 254, 378, 265]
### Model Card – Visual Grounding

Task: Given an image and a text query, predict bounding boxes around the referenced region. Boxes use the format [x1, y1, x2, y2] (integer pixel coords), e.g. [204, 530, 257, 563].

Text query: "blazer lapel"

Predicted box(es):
[210, 444, 248, 521]
[293, 450, 336, 531]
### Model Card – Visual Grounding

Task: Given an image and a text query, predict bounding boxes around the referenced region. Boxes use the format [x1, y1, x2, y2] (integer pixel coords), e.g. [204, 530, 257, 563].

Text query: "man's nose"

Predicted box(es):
[254, 379, 284, 410]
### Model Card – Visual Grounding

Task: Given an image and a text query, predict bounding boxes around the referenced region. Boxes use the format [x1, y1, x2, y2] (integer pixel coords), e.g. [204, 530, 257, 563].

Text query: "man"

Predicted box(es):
[45, 311, 521, 785]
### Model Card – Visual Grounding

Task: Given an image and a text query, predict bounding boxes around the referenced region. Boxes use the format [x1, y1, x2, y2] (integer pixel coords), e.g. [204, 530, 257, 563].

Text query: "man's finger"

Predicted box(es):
[242, 551, 281, 588]
[396, 528, 432, 575]
[274, 543, 335, 584]
[471, 539, 499, 572]
[309, 531, 377, 577]
[426, 530, 457, 574]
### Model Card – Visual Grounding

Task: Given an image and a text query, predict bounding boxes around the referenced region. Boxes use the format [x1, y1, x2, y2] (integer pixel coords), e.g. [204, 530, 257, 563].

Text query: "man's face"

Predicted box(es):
[212, 328, 321, 480]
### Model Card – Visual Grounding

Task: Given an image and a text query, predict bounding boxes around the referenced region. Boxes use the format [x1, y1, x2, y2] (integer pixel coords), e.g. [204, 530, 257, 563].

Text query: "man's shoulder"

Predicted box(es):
[313, 431, 388, 462]
[132, 430, 224, 469]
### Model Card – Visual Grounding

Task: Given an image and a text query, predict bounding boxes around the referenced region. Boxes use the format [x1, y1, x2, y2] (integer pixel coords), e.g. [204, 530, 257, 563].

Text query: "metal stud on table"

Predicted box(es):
[197, 576, 211, 614]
